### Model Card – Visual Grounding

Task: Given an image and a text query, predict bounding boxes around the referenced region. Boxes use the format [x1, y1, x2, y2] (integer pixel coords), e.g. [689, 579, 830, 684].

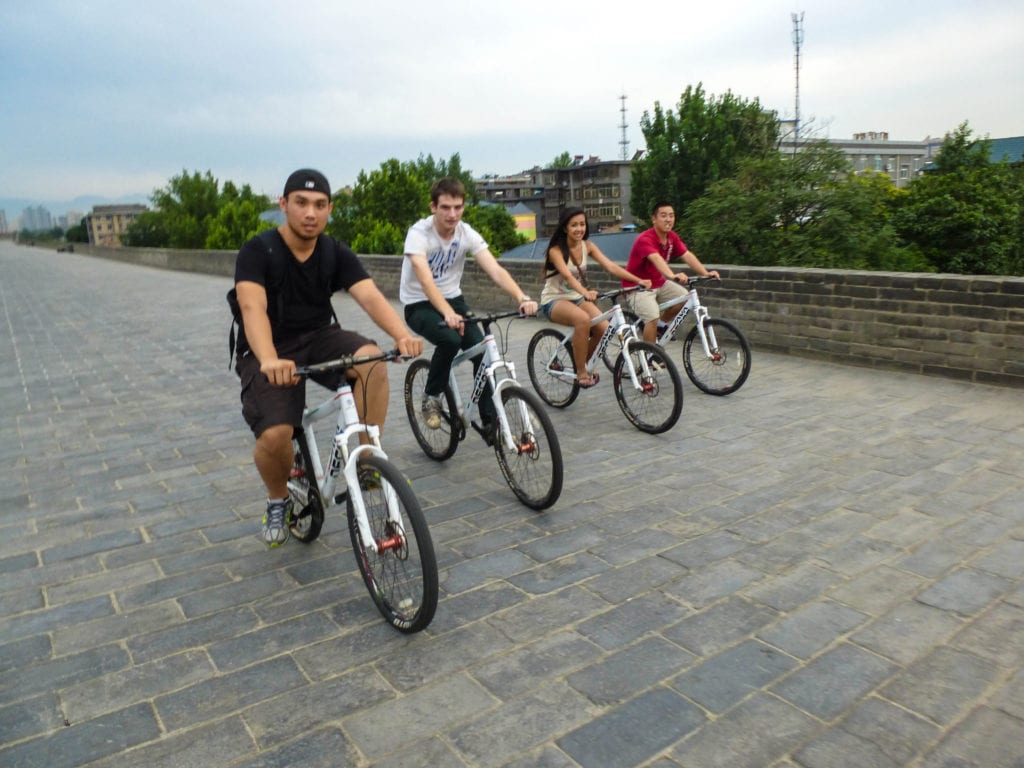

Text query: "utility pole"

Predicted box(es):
[618, 94, 629, 161]
[792, 12, 804, 153]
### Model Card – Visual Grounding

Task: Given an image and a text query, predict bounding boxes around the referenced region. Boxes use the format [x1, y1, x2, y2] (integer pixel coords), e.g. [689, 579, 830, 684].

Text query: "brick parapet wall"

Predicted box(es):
[73, 244, 1023, 388]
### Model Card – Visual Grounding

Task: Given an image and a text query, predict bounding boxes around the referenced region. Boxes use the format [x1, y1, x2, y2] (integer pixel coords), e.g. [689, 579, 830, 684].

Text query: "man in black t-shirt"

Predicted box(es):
[234, 168, 422, 547]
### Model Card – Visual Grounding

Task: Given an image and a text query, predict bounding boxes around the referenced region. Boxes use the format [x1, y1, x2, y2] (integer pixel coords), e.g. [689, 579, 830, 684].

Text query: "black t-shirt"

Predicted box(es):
[233, 229, 371, 348]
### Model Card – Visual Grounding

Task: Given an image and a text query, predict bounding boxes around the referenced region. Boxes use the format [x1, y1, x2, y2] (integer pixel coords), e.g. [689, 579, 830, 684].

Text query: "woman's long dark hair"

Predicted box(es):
[543, 207, 589, 278]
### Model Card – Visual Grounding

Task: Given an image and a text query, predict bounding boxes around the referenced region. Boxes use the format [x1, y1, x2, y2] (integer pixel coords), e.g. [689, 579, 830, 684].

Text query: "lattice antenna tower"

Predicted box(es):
[618, 94, 630, 161]
[792, 12, 804, 151]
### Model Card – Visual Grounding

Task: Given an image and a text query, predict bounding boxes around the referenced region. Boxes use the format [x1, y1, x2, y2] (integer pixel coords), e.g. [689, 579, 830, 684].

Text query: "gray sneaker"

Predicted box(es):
[262, 498, 292, 547]
[421, 395, 443, 430]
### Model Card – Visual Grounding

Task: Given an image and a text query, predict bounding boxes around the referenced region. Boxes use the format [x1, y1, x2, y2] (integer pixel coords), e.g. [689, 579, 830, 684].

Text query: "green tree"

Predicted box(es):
[549, 151, 573, 168]
[327, 153, 510, 254]
[149, 169, 222, 248]
[685, 141, 927, 270]
[122, 211, 169, 247]
[65, 220, 89, 243]
[463, 203, 525, 255]
[205, 198, 274, 250]
[893, 123, 1023, 274]
[631, 83, 779, 222]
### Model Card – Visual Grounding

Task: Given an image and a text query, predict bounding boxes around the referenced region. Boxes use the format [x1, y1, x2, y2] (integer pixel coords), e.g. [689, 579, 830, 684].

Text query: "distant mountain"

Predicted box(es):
[0, 192, 151, 220]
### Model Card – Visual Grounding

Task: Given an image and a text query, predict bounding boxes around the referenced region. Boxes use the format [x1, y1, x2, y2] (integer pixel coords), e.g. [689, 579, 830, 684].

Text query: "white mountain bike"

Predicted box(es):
[288, 350, 437, 633]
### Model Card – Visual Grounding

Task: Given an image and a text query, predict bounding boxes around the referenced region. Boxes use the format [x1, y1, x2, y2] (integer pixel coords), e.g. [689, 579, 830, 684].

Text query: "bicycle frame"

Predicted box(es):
[292, 371, 396, 555]
[446, 315, 532, 452]
[552, 289, 651, 388]
[622, 277, 723, 359]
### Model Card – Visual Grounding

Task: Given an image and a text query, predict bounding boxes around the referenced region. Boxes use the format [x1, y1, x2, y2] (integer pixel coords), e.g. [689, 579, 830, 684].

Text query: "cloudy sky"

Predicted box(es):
[3, 0, 1021, 206]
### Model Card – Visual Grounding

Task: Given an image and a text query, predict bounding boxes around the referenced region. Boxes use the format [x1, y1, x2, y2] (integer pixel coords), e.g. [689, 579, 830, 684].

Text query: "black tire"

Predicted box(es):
[287, 430, 324, 543]
[601, 308, 641, 373]
[403, 359, 460, 461]
[347, 456, 438, 633]
[683, 318, 752, 396]
[612, 340, 684, 434]
[493, 386, 563, 510]
[526, 328, 579, 408]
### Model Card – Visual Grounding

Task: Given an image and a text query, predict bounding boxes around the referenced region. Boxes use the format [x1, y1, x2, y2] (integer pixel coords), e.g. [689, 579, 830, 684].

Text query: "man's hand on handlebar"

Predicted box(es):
[261, 358, 299, 387]
[394, 336, 423, 358]
[518, 298, 538, 317]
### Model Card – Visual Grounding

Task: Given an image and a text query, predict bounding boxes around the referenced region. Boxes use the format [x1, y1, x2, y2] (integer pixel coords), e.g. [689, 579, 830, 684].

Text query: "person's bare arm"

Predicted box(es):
[236, 280, 296, 386]
[474, 249, 538, 315]
[347, 279, 423, 357]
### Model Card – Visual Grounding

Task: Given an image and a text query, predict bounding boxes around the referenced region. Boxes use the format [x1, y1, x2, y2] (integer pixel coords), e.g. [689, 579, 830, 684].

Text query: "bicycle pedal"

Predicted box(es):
[333, 489, 348, 504]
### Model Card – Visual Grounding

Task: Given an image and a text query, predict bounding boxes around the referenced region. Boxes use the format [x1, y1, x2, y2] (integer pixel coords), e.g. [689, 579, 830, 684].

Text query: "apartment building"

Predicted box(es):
[85, 204, 148, 247]
[477, 155, 637, 240]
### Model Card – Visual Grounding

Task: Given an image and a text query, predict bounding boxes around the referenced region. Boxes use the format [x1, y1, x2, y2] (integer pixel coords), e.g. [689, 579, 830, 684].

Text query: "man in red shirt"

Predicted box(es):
[623, 202, 719, 342]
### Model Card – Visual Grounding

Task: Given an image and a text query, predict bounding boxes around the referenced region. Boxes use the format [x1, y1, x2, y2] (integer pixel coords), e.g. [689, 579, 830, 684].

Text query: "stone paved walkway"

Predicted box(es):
[1, 241, 1022, 767]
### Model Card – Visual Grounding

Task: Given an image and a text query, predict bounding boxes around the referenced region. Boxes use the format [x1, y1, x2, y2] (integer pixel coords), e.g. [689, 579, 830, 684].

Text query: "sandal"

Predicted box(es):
[578, 372, 600, 389]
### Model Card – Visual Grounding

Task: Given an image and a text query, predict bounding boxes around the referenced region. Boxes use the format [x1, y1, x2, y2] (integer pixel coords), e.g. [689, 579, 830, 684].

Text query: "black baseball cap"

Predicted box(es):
[283, 168, 331, 198]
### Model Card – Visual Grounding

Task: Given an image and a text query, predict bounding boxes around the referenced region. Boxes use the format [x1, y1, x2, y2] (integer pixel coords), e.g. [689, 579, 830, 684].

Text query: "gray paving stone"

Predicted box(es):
[575, 591, 690, 650]
[0, 703, 161, 768]
[770, 642, 897, 721]
[507, 551, 610, 595]
[557, 687, 705, 768]
[919, 706, 1024, 768]
[663, 558, 765, 608]
[567, 635, 696, 705]
[0, 593, 114, 644]
[345, 674, 497, 760]
[127, 604, 261, 664]
[242, 666, 395, 748]
[581, 554, 688, 603]
[744, 562, 841, 611]
[670, 639, 799, 714]
[852, 601, 965, 665]
[486, 584, 611, 643]
[230, 727, 361, 768]
[372, 737, 471, 768]
[916, 567, 1014, 617]
[948, 602, 1024, 668]
[449, 681, 594, 767]
[85, 716, 256, 768]
[0, 692, 62, 746]
[662, 595, 779, 657]
[0, 643, 129, 707]
[881, 646, 1001, 725]
[757, 599, 869, 659]
[0, 634, 52, 676]
[669, 692, 819, 768]
[50, 601, 184, 655]
[154, 655, 308, 732]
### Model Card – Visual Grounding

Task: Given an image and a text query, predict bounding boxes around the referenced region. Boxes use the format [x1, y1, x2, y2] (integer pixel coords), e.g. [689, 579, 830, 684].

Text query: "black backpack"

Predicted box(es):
[226, 230, 337, 369]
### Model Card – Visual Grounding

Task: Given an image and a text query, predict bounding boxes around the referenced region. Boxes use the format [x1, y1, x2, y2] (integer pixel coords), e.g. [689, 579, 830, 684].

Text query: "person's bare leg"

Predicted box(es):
[351, 343, 388, 443]
[254, 423, 293, 498]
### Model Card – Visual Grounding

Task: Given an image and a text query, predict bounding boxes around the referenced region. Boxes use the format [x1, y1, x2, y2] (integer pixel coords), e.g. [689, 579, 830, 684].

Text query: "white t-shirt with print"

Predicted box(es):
[400, 217, 488, 305]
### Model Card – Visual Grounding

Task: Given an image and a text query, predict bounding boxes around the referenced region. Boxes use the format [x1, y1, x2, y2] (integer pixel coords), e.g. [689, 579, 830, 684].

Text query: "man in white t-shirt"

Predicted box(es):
[401, 177, 538, 442]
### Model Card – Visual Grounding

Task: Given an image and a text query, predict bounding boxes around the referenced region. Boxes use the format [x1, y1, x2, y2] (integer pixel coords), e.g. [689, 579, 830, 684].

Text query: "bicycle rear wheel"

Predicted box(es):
[526, 328, 579, 408]
[683, 318, 751, 395]
[347, 456, 438, 633]
[288, 429, 324, 543]
[601, 309, 641, 373]
[494, 386, 563, 510]
[403, 359, 460, 461]
[613, 340, 683, 434]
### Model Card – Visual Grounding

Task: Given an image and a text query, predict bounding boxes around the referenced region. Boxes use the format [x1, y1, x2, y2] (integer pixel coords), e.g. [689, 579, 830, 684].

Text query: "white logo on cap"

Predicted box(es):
[304, 180, 315, 189]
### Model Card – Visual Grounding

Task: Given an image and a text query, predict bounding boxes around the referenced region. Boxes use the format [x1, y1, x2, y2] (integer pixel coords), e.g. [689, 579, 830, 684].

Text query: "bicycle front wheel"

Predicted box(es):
[403, 359, 460, 461]
[526, 328, 579, 408]
[613, 340, 683, 434]
[347, 456, 438, 633]
[601, 309, 641, 373]
[683, 318, 751, 395]
[494, 386, 563, 510]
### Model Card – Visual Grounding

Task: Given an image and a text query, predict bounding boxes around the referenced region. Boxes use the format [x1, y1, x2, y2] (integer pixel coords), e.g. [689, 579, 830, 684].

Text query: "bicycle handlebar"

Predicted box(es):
[595, 285, 647, 301]
[294, 349, 413, 376]
[435, 309, 530, 328]
[674, 275, 720, 288]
